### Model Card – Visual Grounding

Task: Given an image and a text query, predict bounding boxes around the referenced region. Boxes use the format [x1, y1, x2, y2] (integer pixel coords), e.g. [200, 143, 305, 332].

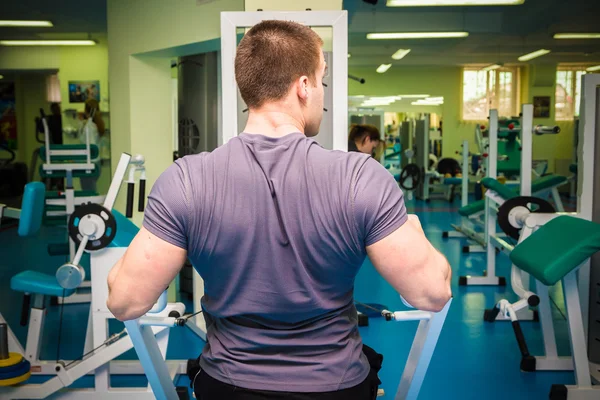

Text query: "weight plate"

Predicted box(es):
[0, 371, 31, 387]
[0, 353, 22, 368]
[0, 359, 30, 380]
[497, 196, 555, 240]
[399, 163, 422, 191]
[0, 359, 30, 374]
[68, 202, 117, 251]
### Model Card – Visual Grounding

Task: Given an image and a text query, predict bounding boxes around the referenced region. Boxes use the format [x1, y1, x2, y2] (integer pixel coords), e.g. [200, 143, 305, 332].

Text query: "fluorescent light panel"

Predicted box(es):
[518, 49, 550, 61]
[587, 65, 600, 72]
[391, 48, 411, 60]
[481, 64, 502, 71]
[368, 32, 469, 39]
[0, 40, 96, 46]
[376, 64, 392, 73]
[387, 0, 523, 5]
[0, 20, 53, 27]
[554, 33, 600, 39]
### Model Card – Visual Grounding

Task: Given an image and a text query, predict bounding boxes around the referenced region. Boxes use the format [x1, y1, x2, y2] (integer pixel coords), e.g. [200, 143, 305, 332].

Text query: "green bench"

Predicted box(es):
[458, 175, 568, 217]
[510, 216, 600, 286]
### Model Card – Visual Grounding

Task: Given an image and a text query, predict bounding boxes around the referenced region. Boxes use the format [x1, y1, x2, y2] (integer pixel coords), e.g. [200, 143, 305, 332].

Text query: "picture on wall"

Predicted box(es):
[68, 80, 100, 103]
[0, 81, 17, 150]
[533, 96, 551, 118]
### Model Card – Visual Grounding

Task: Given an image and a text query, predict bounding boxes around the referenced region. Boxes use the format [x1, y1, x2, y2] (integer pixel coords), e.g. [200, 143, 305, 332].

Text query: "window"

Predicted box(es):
[555, 67, 586, 121]
[462, 67, 519, 120]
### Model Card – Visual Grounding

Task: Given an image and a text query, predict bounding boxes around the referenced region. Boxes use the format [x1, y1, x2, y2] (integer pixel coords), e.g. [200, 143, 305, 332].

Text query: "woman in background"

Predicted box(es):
[348, 124, 382, 158]
[79, 98, 105, 191]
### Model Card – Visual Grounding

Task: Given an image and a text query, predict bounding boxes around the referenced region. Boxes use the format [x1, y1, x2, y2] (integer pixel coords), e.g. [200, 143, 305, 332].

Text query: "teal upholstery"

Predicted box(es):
[18, 182, 45, 237]
[444, 177, 463, 185]
[11, 271, 75, 297]
[458, 175, 567, 217]
[481, 177, 518, 200]
[511, 216, 600, 286]
[109, 209, 139, 248]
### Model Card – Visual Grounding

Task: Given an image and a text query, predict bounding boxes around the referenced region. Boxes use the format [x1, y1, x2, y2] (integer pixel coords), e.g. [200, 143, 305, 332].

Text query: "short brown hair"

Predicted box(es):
[235, 20, 324, 109]
[349, 124, 381, 142]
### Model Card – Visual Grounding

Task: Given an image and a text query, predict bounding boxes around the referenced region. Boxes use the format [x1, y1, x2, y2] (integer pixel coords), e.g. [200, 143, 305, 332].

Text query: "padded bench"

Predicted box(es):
[11, 271, 75, 297]
[458, 175, 568, 217]
[510, 216, 600, 286]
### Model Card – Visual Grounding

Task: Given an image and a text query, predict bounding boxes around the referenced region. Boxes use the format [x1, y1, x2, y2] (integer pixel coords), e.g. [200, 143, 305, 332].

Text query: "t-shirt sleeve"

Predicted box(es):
[352, 157, 408, 246]
[142, 161, 189, 249]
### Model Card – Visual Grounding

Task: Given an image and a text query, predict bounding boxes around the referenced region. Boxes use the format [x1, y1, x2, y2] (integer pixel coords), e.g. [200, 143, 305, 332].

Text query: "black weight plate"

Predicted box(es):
[68, 202, 117, 251]
[399, 163, 422, 191]
[497, 196, 555, 240]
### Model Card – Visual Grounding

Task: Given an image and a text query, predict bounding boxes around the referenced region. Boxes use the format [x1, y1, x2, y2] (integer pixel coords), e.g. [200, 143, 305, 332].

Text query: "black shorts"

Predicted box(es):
[192, 345, 383, 400]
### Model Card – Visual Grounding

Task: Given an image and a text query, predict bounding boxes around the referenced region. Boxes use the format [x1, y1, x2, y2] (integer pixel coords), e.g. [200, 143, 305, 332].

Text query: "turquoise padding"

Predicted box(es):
[10, 271, 76, 297]
[109, 209, 139, 248]
[18, 182, 46, 237]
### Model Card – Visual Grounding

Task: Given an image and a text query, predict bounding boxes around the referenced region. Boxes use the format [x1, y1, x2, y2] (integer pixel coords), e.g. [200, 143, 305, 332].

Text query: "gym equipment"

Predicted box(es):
[399, 163, 421, 191]
[484, 206, 600, 396]
[127, 285, 452, 400]
[0, 153, 190, 399]
[0, 323, 31, 387]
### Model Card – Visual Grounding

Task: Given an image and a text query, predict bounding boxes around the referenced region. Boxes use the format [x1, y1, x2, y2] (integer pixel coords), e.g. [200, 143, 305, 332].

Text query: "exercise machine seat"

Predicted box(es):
[39, 144, 99, 162]
[443, 177, 462, 185]
[18, 182, 45, 237]
[481, 177, 518, 200]
[10, 271, 76, 297]
[109, 209, 139, 248]
[530, 175, 567, 192]
[458, 175, 568, 217]
[510, 216, 600, 286]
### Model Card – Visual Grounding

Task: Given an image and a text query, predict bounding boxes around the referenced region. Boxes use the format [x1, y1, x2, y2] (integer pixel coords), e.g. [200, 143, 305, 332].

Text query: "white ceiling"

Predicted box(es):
[1, 0, 599, 67]
[345, 0, 600, 67]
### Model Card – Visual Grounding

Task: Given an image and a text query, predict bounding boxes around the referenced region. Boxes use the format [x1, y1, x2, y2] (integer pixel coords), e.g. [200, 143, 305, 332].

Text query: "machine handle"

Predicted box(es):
[138, 179, 146, 212]
[534, 125, 560, 135]
[483, 306, 501, 322]
[126, 182, 135, 218]
[20, 295, 31, 327]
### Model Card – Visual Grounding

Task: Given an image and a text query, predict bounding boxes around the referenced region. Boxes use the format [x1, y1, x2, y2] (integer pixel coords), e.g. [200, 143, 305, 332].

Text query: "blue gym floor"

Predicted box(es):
[0, 195, 578, 399]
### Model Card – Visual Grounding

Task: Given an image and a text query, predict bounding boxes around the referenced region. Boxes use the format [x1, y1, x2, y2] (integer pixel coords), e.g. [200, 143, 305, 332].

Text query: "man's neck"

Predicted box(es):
[243, 107, 305, 138]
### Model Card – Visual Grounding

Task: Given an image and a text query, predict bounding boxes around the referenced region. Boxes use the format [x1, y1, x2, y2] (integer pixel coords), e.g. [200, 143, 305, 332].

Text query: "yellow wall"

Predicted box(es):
[350, 64, 577, 175]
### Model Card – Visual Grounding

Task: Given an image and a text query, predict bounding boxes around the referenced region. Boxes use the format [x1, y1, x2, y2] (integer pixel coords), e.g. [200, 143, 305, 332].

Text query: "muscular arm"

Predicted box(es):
[107, 227, 187, 321]
[367, 215, 452, 312]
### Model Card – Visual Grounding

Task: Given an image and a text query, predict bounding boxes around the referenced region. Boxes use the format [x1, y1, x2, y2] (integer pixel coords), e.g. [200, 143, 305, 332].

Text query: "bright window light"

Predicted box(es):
[367, 32, 469, 39]
[587, 65, 600, 72]
[391, 49, 411, 60]
[396, 94, 430, 98]
[387, 0, 523, 5]
[376, 64, 392, 73]
[0, 40, 96, 46]
[553, 33, 600, 39]
[518, 49, 550, 62]
[0, 20, 53, 27]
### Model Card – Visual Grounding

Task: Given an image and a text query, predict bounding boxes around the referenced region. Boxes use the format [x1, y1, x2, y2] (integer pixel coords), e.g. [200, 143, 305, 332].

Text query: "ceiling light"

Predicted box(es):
[0, 20, 53, 27]
[518, 49, 550, 62]
[367, 32, 469, 39]
[391, 48, 411, 60]
[553, 33, 600, 39]
[387, 0, 523, 5]
[587, 65, 600, 72]
[376, 64, 392, 73]
[481, 64, 502, 71]
[0, 40, 96, 46]
[397, 94, 430, 98]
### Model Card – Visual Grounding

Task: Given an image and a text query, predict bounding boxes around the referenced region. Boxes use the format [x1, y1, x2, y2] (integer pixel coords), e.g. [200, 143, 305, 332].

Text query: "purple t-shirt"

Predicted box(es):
[143, 132, 407, 392]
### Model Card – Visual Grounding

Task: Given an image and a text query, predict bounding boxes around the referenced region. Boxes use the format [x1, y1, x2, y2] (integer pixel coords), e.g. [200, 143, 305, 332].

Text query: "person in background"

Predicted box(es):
[47, 102, 64, 190]
[348, 124, 382, 158]
[78, 98, 105, 191]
